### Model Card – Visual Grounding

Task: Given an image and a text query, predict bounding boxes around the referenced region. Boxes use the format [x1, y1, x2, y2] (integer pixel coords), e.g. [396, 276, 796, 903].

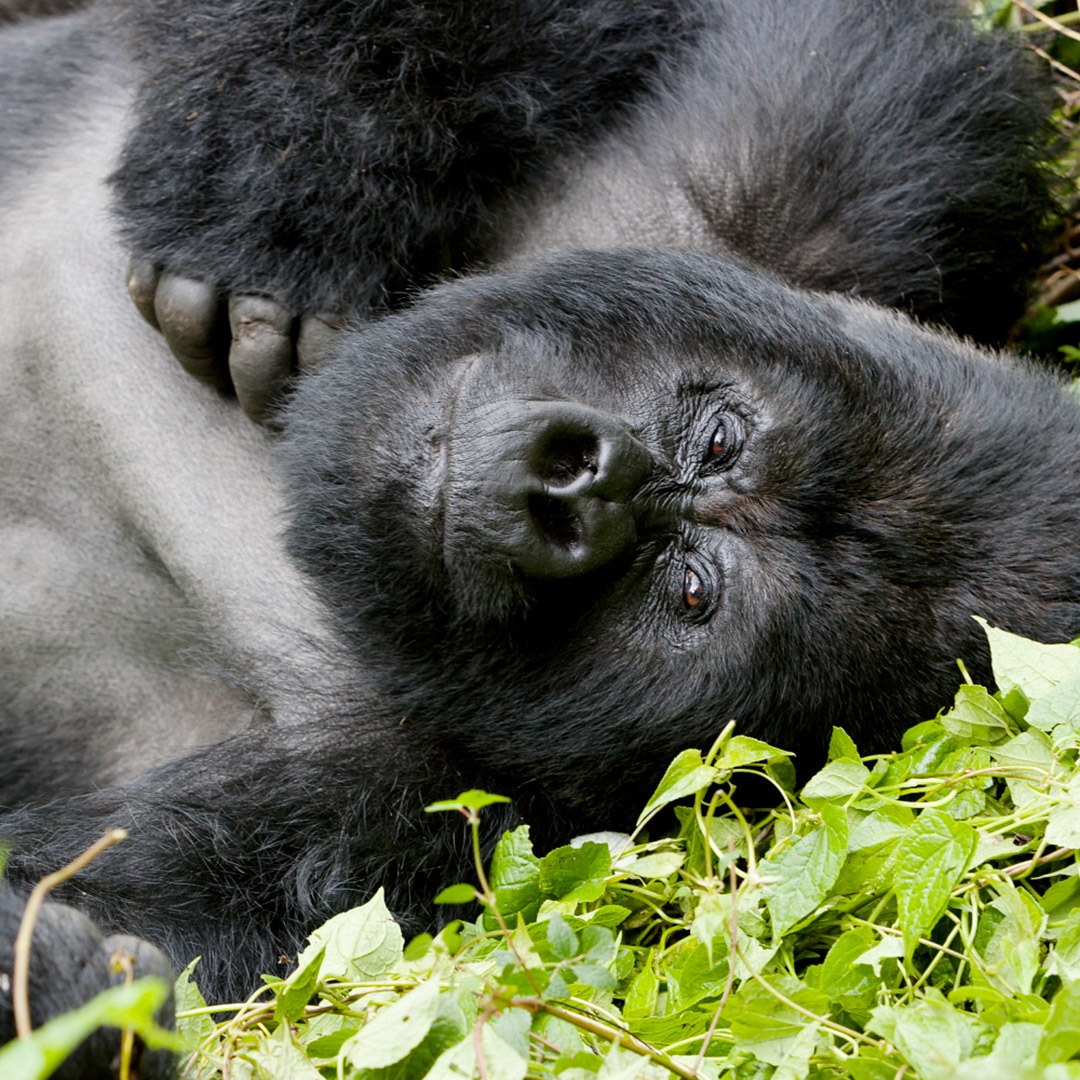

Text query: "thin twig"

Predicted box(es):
[1015, 0, 1080, 45]
[12, 828, 128, 1039]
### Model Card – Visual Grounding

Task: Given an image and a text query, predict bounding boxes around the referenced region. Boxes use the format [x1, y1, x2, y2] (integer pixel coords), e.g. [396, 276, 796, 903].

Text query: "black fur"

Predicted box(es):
[110, 0, 1053, 342]
[111, 0, 701, 314]
[0, 0, 1074, 1067]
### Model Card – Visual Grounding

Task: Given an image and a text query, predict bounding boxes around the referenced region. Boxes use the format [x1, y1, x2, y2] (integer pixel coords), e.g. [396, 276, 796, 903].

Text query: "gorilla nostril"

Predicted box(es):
[535, 433, 599, 487]
[528, 492, 582, 548]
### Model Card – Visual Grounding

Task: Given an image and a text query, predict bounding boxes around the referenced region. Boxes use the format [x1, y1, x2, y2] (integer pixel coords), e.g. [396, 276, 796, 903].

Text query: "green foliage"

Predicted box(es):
[0, 978, 176, 1080]
[169, 622, 1080, 1080]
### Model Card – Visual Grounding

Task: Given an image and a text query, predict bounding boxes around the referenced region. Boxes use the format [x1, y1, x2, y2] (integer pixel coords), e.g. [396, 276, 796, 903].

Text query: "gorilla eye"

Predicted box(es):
[702, 412, 744, 473]
[683, 565, 705, 608]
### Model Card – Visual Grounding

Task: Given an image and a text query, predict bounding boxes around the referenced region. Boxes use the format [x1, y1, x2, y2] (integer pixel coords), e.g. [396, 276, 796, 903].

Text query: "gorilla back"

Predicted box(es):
[0, 0, 1076, 1047]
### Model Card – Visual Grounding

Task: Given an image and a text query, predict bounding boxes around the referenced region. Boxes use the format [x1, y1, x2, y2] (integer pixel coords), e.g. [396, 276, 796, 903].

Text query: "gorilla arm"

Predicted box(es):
[111, 0, 695, 419]
[0, 716, 506, 1007]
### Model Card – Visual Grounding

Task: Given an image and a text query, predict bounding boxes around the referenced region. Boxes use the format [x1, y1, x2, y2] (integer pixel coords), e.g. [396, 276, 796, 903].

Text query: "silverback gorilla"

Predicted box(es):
[1, 0, 1079, 1075]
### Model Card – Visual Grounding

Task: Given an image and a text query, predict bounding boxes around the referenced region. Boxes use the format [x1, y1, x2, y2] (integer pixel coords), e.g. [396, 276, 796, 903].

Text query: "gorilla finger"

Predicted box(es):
[297, 311, 345, 372]
[228, 294, 296, 423]
[154, 272, 227, 387]
[126, 257, 161, 330]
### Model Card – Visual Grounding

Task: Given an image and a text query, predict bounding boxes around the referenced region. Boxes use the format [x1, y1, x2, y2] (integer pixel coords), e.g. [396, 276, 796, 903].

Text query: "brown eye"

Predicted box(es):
[703, 412, 743, 472]
[683, 566, 705, 608]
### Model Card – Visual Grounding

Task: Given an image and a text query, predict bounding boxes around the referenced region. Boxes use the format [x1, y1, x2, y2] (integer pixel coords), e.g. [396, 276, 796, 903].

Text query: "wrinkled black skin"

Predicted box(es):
[0, 0, 1071, 1072]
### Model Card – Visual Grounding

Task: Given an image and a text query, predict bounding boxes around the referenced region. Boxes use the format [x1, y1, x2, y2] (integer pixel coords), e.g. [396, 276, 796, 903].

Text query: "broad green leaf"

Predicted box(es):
[174, 957, 215, 1047]
[250, 1025, 324, 1080]
[546, 914, 579, 960]
[940, 684, 1013, 743]
[719, 735, 792, 769]
[623, 956, 659, 1019]
[664, 938, 730, 1012]
[0, 979, 175, 1080]
[426, 1024, 527, 1080]
[759, 803, 847, 936]
[884, 809, 976, 958]
[869, 994, 988, 1080]
[487, 826, 541, 923]
[637, 749, 718, 823]
[855, 934, 906, 976]
[807, 926, 879, 1015]
[620, 850, 684, 879]
[1038, 980, 1080, 1066]
[726, 976, 828, 1065]
[978, 619, 1080, 700]
[295, 889, 404, 983]
[275, 943, 324, 1024]
[769, 1021, 819, 1080]
[977, 881, 1044, 995]
[1024, 672, 1080, 732]
[828, 726, 860, 761]
[343, 979, 441, 1069]
[538, 842, 611, 903]
[569, 961, 617, 991]
[801, 759, 871, 804]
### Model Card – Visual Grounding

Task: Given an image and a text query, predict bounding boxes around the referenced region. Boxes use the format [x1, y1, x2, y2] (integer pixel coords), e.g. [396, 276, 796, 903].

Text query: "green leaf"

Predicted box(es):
[977, 618, 1080, 700]
[343, 979, 441, 1070]
[801, 759, 871, 804]
[623, 955, 659, 1019]
[636, 749, 717, 824]
[720, 735, 793, 769]
[174, 957, 215, 1047]
[869, 994, 988, 1080]
[0, 979, 175, 1080]
[1024, 672, 1080, 733]
[250, 1025, 324, 1080]
[759, 803, 848, 936]
[808, 926, 880, 1015]
[883, 809, 977, 959]
[276, 943, 324, 1024]
[295, 888, 404, 983]
[940, 684, 1013, 743]
[425, 789, 511, 813]
[433, 883, 478, 905]
[1038, 979, 1080, 1066]
[538, 842, 611, 903]
[828, 727, 860, 761]
[546, 913, 579, 960]
[620, 850, 684, 879]
[977, 881, 1043, 996]
[426, 1024, 527, 1080]
[726, 976, 828, 1066]
[487, 825, 541, 923]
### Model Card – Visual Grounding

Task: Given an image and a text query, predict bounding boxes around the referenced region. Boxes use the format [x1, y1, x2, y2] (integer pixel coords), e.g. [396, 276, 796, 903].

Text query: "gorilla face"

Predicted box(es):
[286, 249, 1080, 825]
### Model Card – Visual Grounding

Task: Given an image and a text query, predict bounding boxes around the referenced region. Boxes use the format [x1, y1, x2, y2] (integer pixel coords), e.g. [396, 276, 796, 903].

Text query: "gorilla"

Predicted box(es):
[0, 0, 1077, 1076]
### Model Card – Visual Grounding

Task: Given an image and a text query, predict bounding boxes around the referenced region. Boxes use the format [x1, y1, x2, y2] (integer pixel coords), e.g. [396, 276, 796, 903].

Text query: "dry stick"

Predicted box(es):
[110, 949, 137, 1080]
[12, 828, 129, 1039]
[1015, 0, 1080, 45]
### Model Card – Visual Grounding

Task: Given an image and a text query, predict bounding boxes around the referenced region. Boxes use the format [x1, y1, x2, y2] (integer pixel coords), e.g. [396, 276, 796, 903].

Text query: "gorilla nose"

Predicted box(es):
[462, 399, 653, 578]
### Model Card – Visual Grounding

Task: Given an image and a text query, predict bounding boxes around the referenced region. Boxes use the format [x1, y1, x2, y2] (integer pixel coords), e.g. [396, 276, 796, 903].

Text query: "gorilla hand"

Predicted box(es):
[0, 882, 176, 1080]
[127, 259, 342, 423]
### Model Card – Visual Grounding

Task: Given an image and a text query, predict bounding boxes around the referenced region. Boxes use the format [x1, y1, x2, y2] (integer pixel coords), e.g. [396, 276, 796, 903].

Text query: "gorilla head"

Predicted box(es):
[285, 249, 1080, 828]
